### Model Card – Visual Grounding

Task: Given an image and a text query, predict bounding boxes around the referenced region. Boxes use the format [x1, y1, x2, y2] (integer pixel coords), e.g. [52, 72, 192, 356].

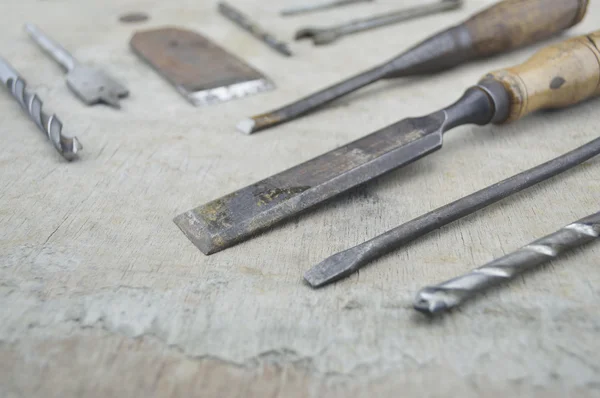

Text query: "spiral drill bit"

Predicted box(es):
[0, 57, 82, 160]
[414, 211, 600, 315]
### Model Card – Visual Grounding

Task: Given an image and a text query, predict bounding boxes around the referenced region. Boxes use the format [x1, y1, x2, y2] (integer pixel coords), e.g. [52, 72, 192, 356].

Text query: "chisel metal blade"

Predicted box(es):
[175, 84, 499, 255]
[176, 116, 445, 255]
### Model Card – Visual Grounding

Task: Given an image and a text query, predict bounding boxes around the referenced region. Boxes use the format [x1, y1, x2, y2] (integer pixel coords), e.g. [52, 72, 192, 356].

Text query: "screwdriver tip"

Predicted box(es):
[304, 248, 364, 288]
[236, 118, 257, 135]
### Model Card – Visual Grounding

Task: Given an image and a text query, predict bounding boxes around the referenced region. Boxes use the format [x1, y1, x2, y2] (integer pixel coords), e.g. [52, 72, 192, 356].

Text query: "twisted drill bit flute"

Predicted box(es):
[218, 2, 293, 57]
[414, 212, 600, 314]
[0, 57, 82, 160]
[239, 0, 589, 134]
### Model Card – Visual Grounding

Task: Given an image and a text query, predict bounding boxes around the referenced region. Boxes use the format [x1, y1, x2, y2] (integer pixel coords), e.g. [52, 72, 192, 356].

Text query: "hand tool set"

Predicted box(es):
[1, 0, 598, 315]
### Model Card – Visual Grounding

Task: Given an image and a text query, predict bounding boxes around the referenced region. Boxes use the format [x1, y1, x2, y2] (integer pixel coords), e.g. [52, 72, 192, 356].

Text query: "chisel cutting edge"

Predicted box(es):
[175, 29, 600, 256]
[238, 0, 589, 134]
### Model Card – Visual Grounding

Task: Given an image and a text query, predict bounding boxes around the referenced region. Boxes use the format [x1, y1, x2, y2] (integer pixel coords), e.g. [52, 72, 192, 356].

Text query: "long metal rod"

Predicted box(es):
[295, 0, 463, 46]
[304, 136, 600, 288]
[218, 2, 293, 57]
[281, 0, 373, 16]
[414, 211, 600, 314]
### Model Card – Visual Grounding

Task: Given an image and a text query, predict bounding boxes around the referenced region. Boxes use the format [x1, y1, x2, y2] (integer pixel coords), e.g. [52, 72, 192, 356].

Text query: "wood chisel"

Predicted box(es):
[414, 211, 600, 314]
[237, 0, 589, 134]
[175, 29, 600, 256]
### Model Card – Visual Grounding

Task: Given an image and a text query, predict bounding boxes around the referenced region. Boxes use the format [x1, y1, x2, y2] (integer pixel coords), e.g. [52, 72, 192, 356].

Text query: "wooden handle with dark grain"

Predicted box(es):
[484, 31, 600, 123]
[464, 0, 589, 57]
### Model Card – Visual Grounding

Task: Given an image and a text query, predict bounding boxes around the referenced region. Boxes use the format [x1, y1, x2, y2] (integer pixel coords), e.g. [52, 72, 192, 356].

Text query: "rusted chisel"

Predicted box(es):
[175, 29, 600, 255]
[237, 0, 589, 134]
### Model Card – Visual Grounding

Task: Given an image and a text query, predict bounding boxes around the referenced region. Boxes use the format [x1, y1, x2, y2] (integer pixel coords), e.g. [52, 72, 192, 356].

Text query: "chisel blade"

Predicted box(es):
[130, 27, 274, 106]
[174, 114, 446, 254]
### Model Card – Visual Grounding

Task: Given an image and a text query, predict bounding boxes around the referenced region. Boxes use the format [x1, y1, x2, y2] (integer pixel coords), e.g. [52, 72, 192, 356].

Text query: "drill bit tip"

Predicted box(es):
[236, 118, 257, 135]
[413, 287, 460, 314]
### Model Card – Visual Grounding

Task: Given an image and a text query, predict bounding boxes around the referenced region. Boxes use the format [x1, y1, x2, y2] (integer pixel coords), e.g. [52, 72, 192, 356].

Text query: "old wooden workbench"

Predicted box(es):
[1, 0, 599, 396]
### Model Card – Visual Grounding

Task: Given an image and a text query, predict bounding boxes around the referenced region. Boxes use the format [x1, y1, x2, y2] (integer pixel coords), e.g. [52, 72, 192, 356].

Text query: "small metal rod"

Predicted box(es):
[281, 0, 373, 17]
[304, 136, 600, 288]
[295, 0, 463, 45]
[218, 2, 293, 57]
[414, 211, 600, 314]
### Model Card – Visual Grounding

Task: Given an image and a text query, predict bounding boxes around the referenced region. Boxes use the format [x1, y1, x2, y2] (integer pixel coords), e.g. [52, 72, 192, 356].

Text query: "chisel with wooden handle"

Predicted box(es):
[238, 0, 589, 134]
[175, 30, 600, 256]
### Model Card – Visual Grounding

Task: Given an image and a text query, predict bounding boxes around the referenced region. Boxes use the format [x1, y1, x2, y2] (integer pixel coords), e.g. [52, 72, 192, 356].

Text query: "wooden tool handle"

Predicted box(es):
[484, 31, 600, 123]
[464, 0, 588, 57]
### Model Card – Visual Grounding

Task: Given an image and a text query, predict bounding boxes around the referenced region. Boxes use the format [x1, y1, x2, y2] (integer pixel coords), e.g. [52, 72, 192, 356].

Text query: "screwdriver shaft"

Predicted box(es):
[414, 211, 600, 314]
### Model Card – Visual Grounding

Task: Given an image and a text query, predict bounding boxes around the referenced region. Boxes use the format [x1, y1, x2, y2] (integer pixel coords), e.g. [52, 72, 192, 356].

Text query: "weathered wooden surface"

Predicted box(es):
[1, 0, 599, 396]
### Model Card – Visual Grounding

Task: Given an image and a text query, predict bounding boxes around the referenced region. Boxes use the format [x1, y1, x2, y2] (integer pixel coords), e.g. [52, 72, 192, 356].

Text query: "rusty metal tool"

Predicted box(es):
[175, 29, 600, 256]
[130, 27, 274, 106]
[305, 139, 600, 287]
[237, 0, 589, 134]
[218, 2, 293, 57]
[0, 56, 82, 160]
[295, 0, 463, 46]
[414, 211, 600, 314]
[281, 0, 374, 17]
[25, 24, 128, 108]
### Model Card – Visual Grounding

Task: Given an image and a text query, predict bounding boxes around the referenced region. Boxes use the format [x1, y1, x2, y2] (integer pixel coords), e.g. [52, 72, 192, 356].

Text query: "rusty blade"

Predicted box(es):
[175, 114, 445, 254]
[130, 27, 274, 106]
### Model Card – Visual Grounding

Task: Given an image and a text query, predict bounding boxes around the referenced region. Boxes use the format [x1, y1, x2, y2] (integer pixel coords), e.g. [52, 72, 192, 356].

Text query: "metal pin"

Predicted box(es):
[296, 0, 463, 46]
[414, 212, 600, 314]
[281, 0, 374, 17]
[218, 2, 293, 57]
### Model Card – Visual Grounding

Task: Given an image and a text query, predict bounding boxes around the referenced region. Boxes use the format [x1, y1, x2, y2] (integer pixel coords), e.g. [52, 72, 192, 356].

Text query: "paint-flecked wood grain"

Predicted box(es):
[465, 0, 589, 56]
[0, 1, 599, 397]
[487, 30, 600, 123]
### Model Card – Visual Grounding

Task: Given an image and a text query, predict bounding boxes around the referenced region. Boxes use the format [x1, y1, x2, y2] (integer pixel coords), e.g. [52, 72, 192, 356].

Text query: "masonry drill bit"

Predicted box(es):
[175, 29, 600, 256]
[0, 57, 82, 160]
[305, 138, 600, 287]
[414, 212, 600, 314]
[281, 0, 373, 17]
[238, 0, 589, 134]
[218, 2, 293, 57]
